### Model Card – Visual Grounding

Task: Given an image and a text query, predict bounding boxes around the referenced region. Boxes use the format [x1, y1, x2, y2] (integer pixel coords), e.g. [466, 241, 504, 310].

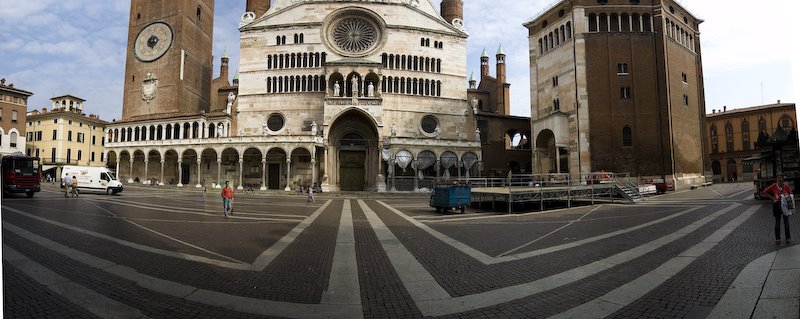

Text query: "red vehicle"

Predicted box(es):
[1, 154, 42, 198]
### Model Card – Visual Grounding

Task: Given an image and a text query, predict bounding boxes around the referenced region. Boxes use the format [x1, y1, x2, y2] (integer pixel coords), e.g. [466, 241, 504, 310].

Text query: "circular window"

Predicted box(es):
[322, 8, 385, 57]
[333, 17, 376, 54]
[267, 113, 284, 131]
[421, 115, 438, 134]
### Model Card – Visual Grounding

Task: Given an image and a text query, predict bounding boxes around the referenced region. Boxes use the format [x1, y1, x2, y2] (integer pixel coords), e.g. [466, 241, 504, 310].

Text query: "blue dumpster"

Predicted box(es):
[430, 185, 471, 213]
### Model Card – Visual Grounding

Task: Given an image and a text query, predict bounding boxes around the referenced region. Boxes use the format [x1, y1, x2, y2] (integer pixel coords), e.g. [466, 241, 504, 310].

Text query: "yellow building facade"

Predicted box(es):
[706, 102, 797, 182]
[26, 95, 109, 177]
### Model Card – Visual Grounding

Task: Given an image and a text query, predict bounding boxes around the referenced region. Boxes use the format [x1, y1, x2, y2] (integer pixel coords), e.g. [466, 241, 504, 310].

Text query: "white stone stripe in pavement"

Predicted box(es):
[549, 204, 762, 319]
[3, 200, 364, 318]
[357, 199, 451, 301]
[366, 199, 740, 316]
[86, 197, 307, 221]
[3, 246, 151, 319]
[709, 243, 800, 319]
[251, 200, 333, 270]
[2, 208, 252, 270]
[320, 200, 363, 309]
[376, 200, 703, 264]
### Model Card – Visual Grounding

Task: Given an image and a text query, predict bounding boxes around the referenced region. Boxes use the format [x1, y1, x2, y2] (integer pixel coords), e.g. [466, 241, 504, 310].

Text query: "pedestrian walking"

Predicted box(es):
[307, 185, 315, 204]
[62, 175, 72, 198]
[221, 181, 234, 218]
[763, 173, 792, 244]
[70, 175, 79, 198]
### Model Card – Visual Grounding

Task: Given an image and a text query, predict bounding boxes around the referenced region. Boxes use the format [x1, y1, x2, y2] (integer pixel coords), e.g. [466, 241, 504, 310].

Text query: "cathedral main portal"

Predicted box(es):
[326, 110, 379, 192]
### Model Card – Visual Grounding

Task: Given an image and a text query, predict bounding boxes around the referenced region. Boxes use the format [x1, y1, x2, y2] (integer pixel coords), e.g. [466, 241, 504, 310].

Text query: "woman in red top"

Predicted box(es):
[762, 173, 792, 244]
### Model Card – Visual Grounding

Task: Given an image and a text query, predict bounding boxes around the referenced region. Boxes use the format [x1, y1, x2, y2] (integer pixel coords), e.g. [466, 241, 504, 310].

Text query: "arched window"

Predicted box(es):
[588, 14, 598, 32]
[566, 22, 572, 38]
[758, 117, 767, 133]
[725, 122, 734, 152]
[294, 33, 299, 44]
[539, 39, 544, 54]
[622, 126, 633, 147]
[196, 6, 202, 21]
[742, 120, 751, 151]
[780, 115, 794, 131]
[276, 36, 281, 45]
[421, 38, 426, 46]
[554, 29, 560, 45]
[299, 33, 304, 43]
[560, 25, 566, 42]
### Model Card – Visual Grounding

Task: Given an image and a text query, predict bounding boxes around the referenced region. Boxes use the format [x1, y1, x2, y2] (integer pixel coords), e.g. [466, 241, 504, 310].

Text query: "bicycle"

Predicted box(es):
[244, 185, 255, 196]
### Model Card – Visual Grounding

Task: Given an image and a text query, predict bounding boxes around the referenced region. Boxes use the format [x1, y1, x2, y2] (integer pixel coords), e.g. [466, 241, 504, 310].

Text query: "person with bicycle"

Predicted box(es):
[221, 181, 234, 218]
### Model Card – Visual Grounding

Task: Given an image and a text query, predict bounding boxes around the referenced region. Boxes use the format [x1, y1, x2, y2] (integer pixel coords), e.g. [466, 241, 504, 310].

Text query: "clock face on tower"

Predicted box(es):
[134, 22, 173, 62]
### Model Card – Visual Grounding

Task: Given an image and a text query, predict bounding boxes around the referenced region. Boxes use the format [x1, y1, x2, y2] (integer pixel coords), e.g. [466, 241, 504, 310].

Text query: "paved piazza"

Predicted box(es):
[3, 183, 799, 318]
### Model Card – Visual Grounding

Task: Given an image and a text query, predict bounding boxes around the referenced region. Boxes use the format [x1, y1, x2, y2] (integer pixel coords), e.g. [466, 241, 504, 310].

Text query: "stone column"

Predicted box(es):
[261, 158, 267, 190]
[178, 124, 183, 140]
[128, 158, 134, 183]
[115, 160, 121, 183]
[237, 158, 244, 190]
[606, 15, 611, 32]
[177, 160, 184, 187]
[159, 160, 165, 185]
[217, 158, 222, 187]
[435, 159, 441, 181]
[162, 125, 167, 141]
[389, 158, 396, 192]
[457, 160, 463, 179]
[321, 147, 330, 192]
[412, 161, 419, 191]
[311, 158, 317, 188]
[284, 158, 292, 191]
[555, 147, 561, 174]
[143, 159, 149, 183]
[195, 160, 202, 188]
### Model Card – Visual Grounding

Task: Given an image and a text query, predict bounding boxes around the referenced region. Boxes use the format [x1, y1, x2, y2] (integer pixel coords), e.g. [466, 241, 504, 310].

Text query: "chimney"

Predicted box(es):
[712, 109, 716, 114]
[778, 100, 781, 104]
[723, 106, 727, 112]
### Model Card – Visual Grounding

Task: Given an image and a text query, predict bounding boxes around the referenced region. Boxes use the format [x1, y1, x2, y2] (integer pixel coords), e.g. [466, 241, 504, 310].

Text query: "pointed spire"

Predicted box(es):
[481, 47, 489, 58]
[233, 68, 239, 80]
[469, 71, 475, 82]
[496, 44, 505, 55]
[222, 46, 229, 59]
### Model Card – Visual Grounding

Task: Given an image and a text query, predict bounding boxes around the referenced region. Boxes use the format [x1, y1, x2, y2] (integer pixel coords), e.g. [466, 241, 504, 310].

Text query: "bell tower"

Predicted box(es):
[121, 0, 215, 121]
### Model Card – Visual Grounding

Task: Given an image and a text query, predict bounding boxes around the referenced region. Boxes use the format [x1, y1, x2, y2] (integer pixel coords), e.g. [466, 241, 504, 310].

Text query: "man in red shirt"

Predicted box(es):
[762, 173, 792, 244]
[221, 181, 234, 218]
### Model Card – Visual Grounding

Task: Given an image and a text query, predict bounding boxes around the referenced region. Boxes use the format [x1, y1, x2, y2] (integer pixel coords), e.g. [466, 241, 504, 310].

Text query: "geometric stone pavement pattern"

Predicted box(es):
[2, 183, 798, 318]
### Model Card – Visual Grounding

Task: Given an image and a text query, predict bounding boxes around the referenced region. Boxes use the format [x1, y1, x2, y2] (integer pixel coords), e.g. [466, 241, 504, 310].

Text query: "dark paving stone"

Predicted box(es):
[2, 261, 100, 319]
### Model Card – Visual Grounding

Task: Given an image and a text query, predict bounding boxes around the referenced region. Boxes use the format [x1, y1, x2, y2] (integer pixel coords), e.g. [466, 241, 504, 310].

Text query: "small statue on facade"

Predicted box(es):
[262, 122, 269, 135]
[471, 96, 479, 114]
[434, 125, 441, 139]
[475, 127, 481, 141]
[238, 128, 244, 136]
[367, 82, 375, 97]
[310, 121, 318, 136]
[227, 92, 235, 107]
[351, 77, 359, 97]
[217, 123, 224, 137]
[333, 81, 340, 97]
[391, 123, 397, 136]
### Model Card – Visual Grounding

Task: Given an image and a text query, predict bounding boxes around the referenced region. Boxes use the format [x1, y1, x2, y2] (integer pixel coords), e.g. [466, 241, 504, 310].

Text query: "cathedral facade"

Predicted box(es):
[104, 0, 482, 192]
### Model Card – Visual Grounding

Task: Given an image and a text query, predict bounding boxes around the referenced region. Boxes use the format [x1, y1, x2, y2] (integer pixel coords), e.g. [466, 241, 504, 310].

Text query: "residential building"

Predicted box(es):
[26, 95, 109, 177]
[706, 102, 797, 182]
[0, 78, 32, 154]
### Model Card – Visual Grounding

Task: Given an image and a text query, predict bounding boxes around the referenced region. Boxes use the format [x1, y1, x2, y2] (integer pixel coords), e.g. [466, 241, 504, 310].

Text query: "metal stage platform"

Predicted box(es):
[471, 183, 625, 213]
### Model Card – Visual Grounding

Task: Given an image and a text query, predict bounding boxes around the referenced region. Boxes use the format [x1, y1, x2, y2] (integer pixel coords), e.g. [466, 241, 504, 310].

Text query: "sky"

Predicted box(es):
[0, 0, 798, 122]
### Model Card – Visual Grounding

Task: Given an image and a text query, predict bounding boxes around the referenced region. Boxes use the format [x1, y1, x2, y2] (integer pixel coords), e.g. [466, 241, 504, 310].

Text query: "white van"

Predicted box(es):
[61, 166, 124, 195]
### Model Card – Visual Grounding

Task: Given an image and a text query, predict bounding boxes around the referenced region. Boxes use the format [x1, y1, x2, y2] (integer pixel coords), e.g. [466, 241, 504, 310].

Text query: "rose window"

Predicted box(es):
[333, 18, 376, 53]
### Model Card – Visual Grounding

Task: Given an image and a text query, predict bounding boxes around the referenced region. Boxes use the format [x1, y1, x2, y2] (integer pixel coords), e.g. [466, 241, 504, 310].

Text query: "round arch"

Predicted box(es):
[327, 109, 379, 191]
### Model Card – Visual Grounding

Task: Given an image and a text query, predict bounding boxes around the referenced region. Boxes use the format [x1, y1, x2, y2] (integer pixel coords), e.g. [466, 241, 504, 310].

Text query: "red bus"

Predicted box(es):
[1, 154, 42, 198]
